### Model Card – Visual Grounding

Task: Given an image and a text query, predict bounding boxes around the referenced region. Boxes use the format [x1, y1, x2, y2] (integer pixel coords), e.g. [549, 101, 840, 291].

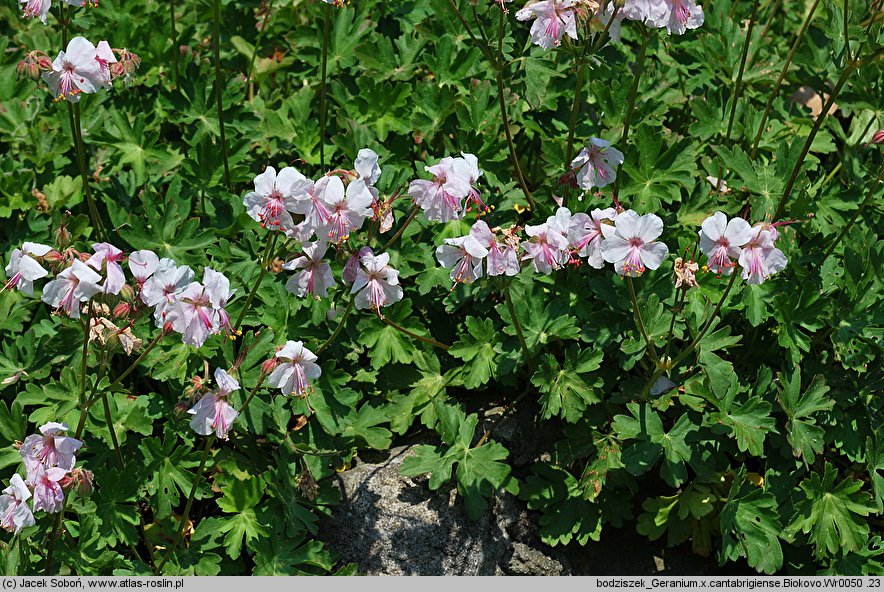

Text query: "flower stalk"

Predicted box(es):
[319, 3, 332, 169]
[212, 0, 232, 191]
[612, 30, 652, 198]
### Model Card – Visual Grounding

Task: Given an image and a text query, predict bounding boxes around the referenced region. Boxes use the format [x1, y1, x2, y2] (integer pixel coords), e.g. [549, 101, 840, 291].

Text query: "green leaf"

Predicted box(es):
[139, 433, 207, 519]
[449, 316, 500, 389]
[787, 463, 876, 559]
[720, 471, 783, 574]
[216, 476, 268, 560]
[776, 367, 834, 464]
[530, 346, 603, 423]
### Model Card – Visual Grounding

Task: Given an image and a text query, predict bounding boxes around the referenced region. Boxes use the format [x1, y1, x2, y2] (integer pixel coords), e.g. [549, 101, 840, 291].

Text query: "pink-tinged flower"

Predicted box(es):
[622, 0, 664, 22]
[86, 242, 126, 295]
[459, 153, 490, 216]
[203, 268, 234, 334]
[569, 207, 617, 268]
[351, 252, 403, 312]
[342, 246, 374, 285]
[42, 36, 105, 103]
[3, 242, 52, 295]
[267, 341, 321, 397]
[141, 259, 194, 326]
[20, 422, 83, 472]
[435, 231, 489, 285]
[41, 259, 103, 318]
[168, 282, 218, 348]
[317, 176, 374, 244]
[652, 0, 704, 34]
[355, 148, 382, 190]
[470, 221, 520, 277]
[738, 225, 787, 285]
[408, 157, 472, 223]
[698, 212, 753, 276]
[93, 41, 117, 89]
[20, 0, 51, 24]
[29, 465, 66, 514]
[515, 0, 579, 50]
[571, 138, 624, 191]
[0, 474, 35, 534]
[243, 165, 311, 233]
[188, 368, 240, 439]
[600, 210, 669, 276]
[128, 250, 158, 288]
[284, 241, 335, 298]
[522, 208, 571, 274]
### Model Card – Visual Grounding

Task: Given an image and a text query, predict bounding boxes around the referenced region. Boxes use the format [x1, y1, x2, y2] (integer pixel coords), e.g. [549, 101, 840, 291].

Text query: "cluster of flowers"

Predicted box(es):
[513, 0, 704, 50]
[187, 341, 321, 440]
[3, 242, 235, 349]
[16, 36, 140, 102]
[0, 422, 89, 534]
[436, 207, 789, 287]
[20, 0, 97, 25]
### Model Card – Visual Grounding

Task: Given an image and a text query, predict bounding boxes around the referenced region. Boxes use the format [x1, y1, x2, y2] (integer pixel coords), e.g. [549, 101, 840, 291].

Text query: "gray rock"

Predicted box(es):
[319, 445, 560, 575]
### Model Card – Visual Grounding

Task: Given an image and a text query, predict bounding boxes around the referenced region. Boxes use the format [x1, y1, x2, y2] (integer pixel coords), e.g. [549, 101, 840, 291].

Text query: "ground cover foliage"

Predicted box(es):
[0, 0, 883, 577]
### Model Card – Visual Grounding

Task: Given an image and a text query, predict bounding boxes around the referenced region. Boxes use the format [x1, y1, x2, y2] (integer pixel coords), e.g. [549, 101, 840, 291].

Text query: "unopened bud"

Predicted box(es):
[872, 130, 884, 145]
[163, 321, 175, 335]
[60, 468, 94, 496]
[261, 357, 278, 376]
[55, 225, 72, 249]
[119, 284, 135, 304]
[16, 58, 40, 80]
[78, 252, 91, 263]
[44, 250, 63, 263]
[112, 301, 131, 319]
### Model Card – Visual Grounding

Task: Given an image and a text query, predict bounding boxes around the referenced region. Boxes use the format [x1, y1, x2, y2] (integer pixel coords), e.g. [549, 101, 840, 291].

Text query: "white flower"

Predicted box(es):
[86, 242, 126, 295]
[0, 474, 35, 534]
[283, 241, 335, 298]
[188, 368, 240, 439]
[698, 212, 753, 276]
[600, 210, 669, 276]
[522, 208, 571, 274]
[569, 208, 618, 268]
[243, 165, 312, 234]
[351, 252, 403, 312]
[317, 176, 374, 244]
[41, 260, 102, 318]
[738, 226, 787, 285]
[42, 36, 106, 103]
[267, 341, 321, 397]
[141, 259, 194, 327]
[571, 138, 624, 191]
[516, 0, 579, 50]
[128, 250, 159, 286]
[435, 232, 489, 285]
[3, 242, 51, 296]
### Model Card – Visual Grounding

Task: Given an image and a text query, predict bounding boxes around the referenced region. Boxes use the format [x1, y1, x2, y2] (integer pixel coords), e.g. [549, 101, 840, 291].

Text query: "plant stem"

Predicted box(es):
[626, 276, 660, 366]
[319, 4, 331, 169]
[102, 331, 167, 400]
[448, 0, 499, 69]
[156, 436, 214, 572]
[843, 0, 850, 63]
[233, 232, 277, 331]
[563, 60, 587, 208]
[819, 165, 883, 264]
[381, 205, 420, 251]
[725, 0, 760, 144]
[102, 393, 125, 469]
[750, 0, 821, 158]
[169, 0, 179, 87]
[612, 30, 651, 198]
[504, 282, 534, 371]
[70, 103, 106, 241]
[315, 296, 355, 356]
[382, 316, 449, 350]
[212, 0, 232, 191]
[771, 65, 854, 220]
[238, 374, 269, 417]
[495, 70, 534, 210]
[245, 0, 274, 99]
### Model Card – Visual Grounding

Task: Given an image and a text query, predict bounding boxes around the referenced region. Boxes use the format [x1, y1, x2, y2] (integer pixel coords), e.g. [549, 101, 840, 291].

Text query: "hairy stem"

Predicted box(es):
[156, 436, 214, 572]
[750, 0, 821, 158]
[320, 4, 331, 169]
[169, 0, 179, 87]
[245, 0, 275, 99]
[71, 103, 106, 241]
[316, 295, 355, 356]
[504, 282, 534, 372]
[612, 31, 652, 198]
[212, 0, 232, 191]
[626, 276, 660, 366]
[382, 316, 450, 350]
[772, 65, 854, 220]
[101, 393, 125, 469]
[233, 232, 277, 331]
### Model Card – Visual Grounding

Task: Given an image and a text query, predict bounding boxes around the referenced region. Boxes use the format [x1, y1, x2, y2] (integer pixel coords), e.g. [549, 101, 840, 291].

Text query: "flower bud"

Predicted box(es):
[78, 252, 91, 263]
[163, 321, 175, 335]
[872, 130, 884, 145]
[15, 58, 40, 80]
[44, 250, 63, 263]
[119, 284, 136, 304]
[261, 357, 278, 376]
[112, 301, 131, 319]
[55, 224, 72, 249]
[60, 468, 94, 497]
